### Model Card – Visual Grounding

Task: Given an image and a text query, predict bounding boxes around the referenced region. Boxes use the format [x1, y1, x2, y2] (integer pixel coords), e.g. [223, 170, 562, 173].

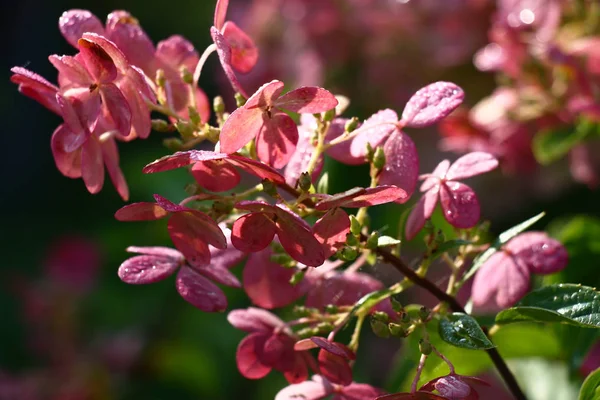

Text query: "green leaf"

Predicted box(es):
[431, 239, 473, 261]
[438, 313, 495, 350]
[378, 235, 401, 247]
[496, 284, 600, 328]
[532, 125, 587, 165]
[580, 367, 600, 400]
[461, 212, 546, 283]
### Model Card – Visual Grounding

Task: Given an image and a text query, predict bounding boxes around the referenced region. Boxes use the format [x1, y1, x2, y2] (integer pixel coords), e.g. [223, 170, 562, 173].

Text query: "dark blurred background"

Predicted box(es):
[3, 0, 600, 399]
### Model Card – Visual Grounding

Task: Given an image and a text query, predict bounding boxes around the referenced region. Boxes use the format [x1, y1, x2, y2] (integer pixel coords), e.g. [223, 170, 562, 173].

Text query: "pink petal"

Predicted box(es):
[77, 38, 118, 83]
[228, 307, 285, 332]
[420, 160, 450, 191]
[472, 251, 531, 310]
[243, 248, 304, 309]
[214, 0, 229, 30]
[275, 209, 326, 267]
[51, 125, 82, 178]
[431, 375, 471, 400]
[505, 232, 568, 275]
[404, 186, 440, 240]
[105, 11, 155, 72]
[170, 208, 227, 248]
[282, 352, 310, 384]
[379, 129, 419, 203]
[48, 55, 92, 87]
[245, 80, 285, 109]
[59, 10, 105, 48]
[101, 138, 129, 201]
[55, 94, 88, 152]
[232, 213, 277, 253]
[219, 106, 264, 154]
[155, 35, 198, 76]
[227, 155, 286, 185]
[256, 111, 300, 169]
[175, 266, 227, 312]
[275, 376, 333, 400]
[445, 152, 499, 181]
[306, 272, 383, 310]
[341, 383, 385, 400]
[126, 246, 184, 260]
[118, 255, 180, 284]
[81, 138, 104, 194]
[318, 349, 353, 386]
[118, 74, 152, 140]
[350, 109, 398, 159]
[100, 83, 132, 138]
[210, 26, 246, 97]
[81, 33, 129, 73]
[284, 121, 322, 186]
[310, 338, 355, 360]
[376, 394, 448, 400]
[313, 208, 350, 258]
[191, 160, 240, 192]
[115, 202, 168, 221]
[222, 21, 259, 74]
[236, 332, 272, 379]
[439, 182, 480, 229]
[401, 82, 464, 128]
[315, 186, 407, 210]
[167, 214, 210, 266]
[275, 86, 338, 114]
[209, 225, 247, 269]
[324, 117, 365, 165]
[10, 67, 60, 115]
[143, 150, 227, 173]
[191, 261, 241, 288]
[262, 334, 297, 372]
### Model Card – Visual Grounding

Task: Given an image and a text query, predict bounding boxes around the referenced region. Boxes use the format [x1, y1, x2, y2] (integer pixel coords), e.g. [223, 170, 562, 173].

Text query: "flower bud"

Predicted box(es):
[373, 311, 389, 322]
[262, 179, 278, 197]
[188, 105, 201, 126]
[315, 322, 334, 334]
[365, 142, 375, 163]
[419, 339, 432, 355]
[290, 269, 306, 286]
[350, 215, 362, 236]
[213, 96, 225, 115]
[373, 146, 386, 170]
[366, 231, 380, 250]
[152, 119, 172, 132]
[206, 126, 221, 143]
[325, 304, 339, 314]
[296, 327, 315, 338]
[163, 137, 183, 151]
[399, 311, 411, 324]
[298, 172, 312, 192]
[346, 232, 359, 246]
[419, 306, 430, 321]
[391, 298, 403, 313]
[175, 120, 196, 139]
[235, 92, 247, 107]
[371, 318, 390, 338]
[212, 201, 233, 215]
[338, 246, 358, 261]
[180, 67, 194, 85]
[345, 117, 359, 133]
[388, 323, 406, 338]
[322, 108, 336, 122]
[155, 69, 166, 88]
[293, 305, 310, 317]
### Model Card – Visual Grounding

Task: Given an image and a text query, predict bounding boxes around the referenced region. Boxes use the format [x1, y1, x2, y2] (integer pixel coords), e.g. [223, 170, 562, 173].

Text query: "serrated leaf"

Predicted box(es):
[532, 124, 588, 166]
[496, 284, 600, 328]
[438, 313, 495, 350]
[461, 212, 545, 283]
[579, 367, 600, 400]
[378, 235, 401, 247]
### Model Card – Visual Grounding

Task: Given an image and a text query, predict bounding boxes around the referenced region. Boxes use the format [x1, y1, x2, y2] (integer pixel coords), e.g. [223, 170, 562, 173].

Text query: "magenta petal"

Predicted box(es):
[284, 122, 322, 186]
[222, 21, 259, 74]
[219, 106, 264, 154]
[171, 209, 227, 249]
[191, 262, 241, 288]
[210, 225, 246, 268]
[318, 349, 353, 386]
[168, 214, 211, 266]
[401, 82, 464, 128]
[48, 55, 92, 87]
[275, 208, 325, 267]
[306, 272, 383, 309]
[439, 182, 480, 229]
[324, 117, 365, 165]
[228, 155, 286, 185]
[10, 67, 60, 115]
[505, 232, 568, 275]
[310, 338, 355, 360]
[404, 186, 440, 240]
[243, 248, 304, 309]
[245, 80, 286, 109]
[100, 83, 132, 138]
[350, 109, 398, 158]
[105, 11, 155, 72]
[315, 186, 407, 210]
[55, 94, 88, 152]
[118, 254, 180, 284]
[143, 150, 227, 173]
[256, 112, 299, 169]
[82, 33, 129, 73]
[341, 383, 385, 399]
[275, 86, 338, 114]
[379, 129, 419, 203]
[77, 38, 118, 83]
[210, 26, 246, 97]
[115, 202, 168, 221]
[175, 267, 227, 312]
[214, 0, 229, 30]
[275, 376, 333, 400]
[228, 307, 284, 332]
[81, 138, 104, 194]
[236, 333, 272, 379]
[445, 152, 499, 181]
[421, 160, 450, 191]
[59, 10, 105, 48]
[232, 213, 277, 253]
[51, 125, 82, 178]
[118, 77, 151, 140]
[126, 246, 184, 260]
[472, 252, 531, 310]
[101, 139, 129, 201]
[313, 208, 350, 258]
[156, 35, 199, 77]
[191, 160, 240, 192]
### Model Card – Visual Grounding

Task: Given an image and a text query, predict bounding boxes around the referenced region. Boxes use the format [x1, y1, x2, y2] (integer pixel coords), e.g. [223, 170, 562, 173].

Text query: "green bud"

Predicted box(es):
[366, 231, 380, 250]
[325, 304, 339, 314]
[365, 142, 375, 163]
[372, 311, 389, 323]
[388, 323, 406, 338]
[270, 253, 296, 267]
[345, 117, 359, 133]
[289, 269, 306, 286]
[212, 201, 233, 215]
[206, 126, 221, 143]
[296, 327, 315, 338]
[373, 146, 386, 170]
[371, 318, 390, 338]
[391, 298, 403, 313]
[180, 67, 194, 85]
[293, 305, 310, 317]
[419, 339, 432, 355]
[155, 69, 166, 87]
[213, 96, 225, 115]
[399, 311, 411, 324]
[350, 215, 362, 236]
[338, 246, 358, 261]
[419, 306, 430, 321]
[346, 232, 359, 246]
[298, 172, 312, 192]
[315, 322, 334, 333]
[175, 120, 196, 139]
[317, 172, 329, 194]
[235, 92, 247, 107]
[188, 105, 201, 126]
[322, 108, 336, 122]
[184, 183, 198, 196]
[163, 137, 183, 151]
[151, 119, 172, 132]
[262, 179, 278, 197]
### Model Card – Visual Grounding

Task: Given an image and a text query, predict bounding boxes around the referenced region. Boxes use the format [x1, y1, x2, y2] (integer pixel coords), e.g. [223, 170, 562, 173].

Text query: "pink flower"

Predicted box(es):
[115, 194, 226, 266]
[405, 152, 499, 240]
[276, 375, 384, 400]
[419, 373, 490, 400]
[295, 337, 355, 386]
[313, 208, 351, 258]
[315, 186, 408, 210]
[219, 80, 338, 168]
[232, 201, 325, 267]
[472, 231, 568, 310]
[228, 307, 309, 383]
[118, 246, 239, 312]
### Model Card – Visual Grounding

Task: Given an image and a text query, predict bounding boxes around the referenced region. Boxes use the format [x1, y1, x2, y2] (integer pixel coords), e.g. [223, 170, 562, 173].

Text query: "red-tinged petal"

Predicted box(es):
[228, 155, 286, 185]
[105, 11, 155, 72]
[81, 138, 104, 194]
[505, 232, 568, 275]
[276, 216, 326, 267]
[275, 376, 334, 400]
[51, 124, 82, 178]
[350, 109, 398, 159]
[421, 160, 450, 191]
[431, 375, 471, 400]
[325, 117, 366, 165]
[379, 129, 419, 204]
[310, 338, 355, 360]
[48, 55, 92, 87]
[283, 352, 309, 384]
[214, 0, 229, 30]
[126, 246, 184, 260]
[446, 152, 499, 181]
[127, 65, 156, 103]
[101, 139, 129, 201]
[170, 209, 227, 249]
[210, 26, 246, 97]
[144, 150, 227, 173]
[77, 38, 118, 83]
[59, 10, 105, 48]
[315, 186, 407, 210]
[10, 67, 60, 114]
[118, 255, 180, 284]
[284, 119, 322, 186]
[236, 332, 272, 379]
[262, 334, 296, 371]
[256, 111, 299, 169]
[156, 35, 199, 74]
[401, 82, 464, 128]
[55, 94, 88, 152]
[234, 200, 276, 213]
[245, 80, 286, 109]
[191, 160, 240, 192]
[341, 384, 385, 400]
[294, 338, 319, 351]
[472, 251, 531, 310]
[192, 262, 241, 288]
[210, 225, 246, 269]
[318, 349, 353, 386]
[118, 76, 151, 140]
[232, 213, 277, 253]
[313, 208, 350, 258]
[275, 86, 338, 114]
[168, 215, 211, 266]
[100, 83, 132, 138]
[82, 33, 129, 73]
[64, 87, 102, 134]
[219, 106, 264, 154]
[115, 202, 168, 221]
[175, 266, 227, 312]
[404, 186, 440, 240]
[243, 248, 304, 309]
[152, 194, 186, 213]
[376, 393, 448, 400]
[222, 21, 258, 74]
[228, 307, 285, 332]
[306, 272, 384, 310]
[439, 182, 480, 229]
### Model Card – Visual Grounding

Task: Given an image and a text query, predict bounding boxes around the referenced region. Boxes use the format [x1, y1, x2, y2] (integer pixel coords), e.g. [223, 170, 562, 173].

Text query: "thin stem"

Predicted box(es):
[193, 43, 217, 87]
[323, 120, 397, 149]
[432, 345, 455, 374]
[306, 120, 330, 176]
[348, 314, 365, 352]
[411, 354, 428, 393]
[147, 101, 181, 119]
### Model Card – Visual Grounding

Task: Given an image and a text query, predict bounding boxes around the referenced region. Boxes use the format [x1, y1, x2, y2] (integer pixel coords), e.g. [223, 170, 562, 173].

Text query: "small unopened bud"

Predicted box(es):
[298, 172, 312, 192]
[213, 96, 226, 114]
[296, 327, 315, 338]
[270, 253, 295, 267]
[155, 69, 166, 87]
[366, 231, 380, 250]
[322, 108, 335, 122]
[391, 298, 403, 313]
[163, 137, 183, 151]
[399, 311, 411, 324]
[293, 306, 310, 317]
[188, 105, 201, 126]
[373, 311, 389, 323]
[152, 119, 172, 132]
[325, 304, 339, 314]
[175, 120, 195, 139]
[235, 92, 247, 107]
[290, 269, 306, 286]
[388, 323, 406, 338]
[371, 318, 390, 338]
[206, 126, 221, 143]
[345, 117, 359, 133]
[338, 246, 358, 261]
[346, 232, 359, 246]
[373, 146, 386, 170]
[315, 322, 334, 333]
[180, 67, 194, 85]
[419, 306, 430, 321]
[365, 142, 375, 163]
[262, 179, 278, 197]
[212, 201, 233, 215]
[419, 339, 432, 355]
[350, 215, 362, 236]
